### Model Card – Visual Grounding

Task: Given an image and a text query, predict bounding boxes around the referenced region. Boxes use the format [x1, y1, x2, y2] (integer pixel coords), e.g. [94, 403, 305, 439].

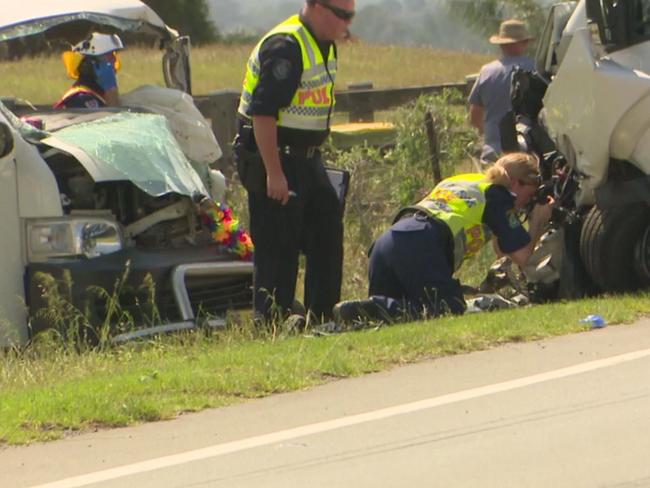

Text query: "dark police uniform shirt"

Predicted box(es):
[244, 15, 335, 148]
[482, 184, 531, 253]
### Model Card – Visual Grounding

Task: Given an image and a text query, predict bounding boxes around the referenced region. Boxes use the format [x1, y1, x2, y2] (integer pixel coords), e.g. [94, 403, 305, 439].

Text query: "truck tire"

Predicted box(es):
[558, 220, 598, 300]
[636, 226, 650, 287]
[580, 204, 650, 292]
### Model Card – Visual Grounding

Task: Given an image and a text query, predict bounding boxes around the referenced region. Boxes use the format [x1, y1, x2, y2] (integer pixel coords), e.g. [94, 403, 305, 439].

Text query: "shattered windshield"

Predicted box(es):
[49, 112, 208, 197]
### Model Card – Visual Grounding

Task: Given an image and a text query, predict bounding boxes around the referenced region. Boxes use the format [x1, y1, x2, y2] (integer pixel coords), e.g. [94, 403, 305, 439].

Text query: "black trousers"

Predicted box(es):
[245, 150, 343, 322]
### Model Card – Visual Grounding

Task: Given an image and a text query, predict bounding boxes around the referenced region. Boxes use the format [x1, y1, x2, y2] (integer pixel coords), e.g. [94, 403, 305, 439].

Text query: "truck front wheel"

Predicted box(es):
[636, 225, 650, 287]
[580, 204, 650, 292]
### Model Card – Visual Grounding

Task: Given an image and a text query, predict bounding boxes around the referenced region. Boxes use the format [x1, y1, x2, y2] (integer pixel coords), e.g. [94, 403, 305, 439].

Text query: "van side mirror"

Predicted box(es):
[163, 36, 192, 95]
[0, 122, 15, 159]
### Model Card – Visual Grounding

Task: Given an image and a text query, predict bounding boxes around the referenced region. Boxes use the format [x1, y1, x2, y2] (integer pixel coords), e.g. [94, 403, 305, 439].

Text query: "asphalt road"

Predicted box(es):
[4, 317, 650, 488]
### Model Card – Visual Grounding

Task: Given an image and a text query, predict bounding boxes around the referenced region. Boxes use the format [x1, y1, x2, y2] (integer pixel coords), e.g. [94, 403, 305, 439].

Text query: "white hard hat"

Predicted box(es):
[73, 33, 124, 56]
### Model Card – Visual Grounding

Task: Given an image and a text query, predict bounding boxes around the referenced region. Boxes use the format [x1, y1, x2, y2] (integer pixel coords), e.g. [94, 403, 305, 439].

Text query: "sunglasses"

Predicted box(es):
[317, 1, 355, 21]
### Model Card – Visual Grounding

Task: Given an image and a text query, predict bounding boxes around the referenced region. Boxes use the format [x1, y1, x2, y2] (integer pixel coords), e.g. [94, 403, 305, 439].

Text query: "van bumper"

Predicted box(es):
[25, 246, 253, 339]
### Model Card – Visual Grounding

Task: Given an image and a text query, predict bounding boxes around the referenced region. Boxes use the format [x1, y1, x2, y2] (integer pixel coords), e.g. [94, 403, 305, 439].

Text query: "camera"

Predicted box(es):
[533, 181, 554, 205]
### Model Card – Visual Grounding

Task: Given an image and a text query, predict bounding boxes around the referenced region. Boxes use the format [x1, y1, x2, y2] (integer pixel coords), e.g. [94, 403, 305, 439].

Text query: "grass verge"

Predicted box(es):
[1, 293, 649, 445]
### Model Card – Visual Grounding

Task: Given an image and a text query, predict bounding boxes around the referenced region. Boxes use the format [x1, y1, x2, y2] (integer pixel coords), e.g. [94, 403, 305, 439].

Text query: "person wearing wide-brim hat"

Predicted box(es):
[489, 19, 535, 44]
[469, 19, 535, 163]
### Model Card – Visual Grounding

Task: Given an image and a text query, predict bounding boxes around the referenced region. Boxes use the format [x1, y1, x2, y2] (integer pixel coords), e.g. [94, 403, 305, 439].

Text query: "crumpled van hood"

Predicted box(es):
[42, 112, 209, 198]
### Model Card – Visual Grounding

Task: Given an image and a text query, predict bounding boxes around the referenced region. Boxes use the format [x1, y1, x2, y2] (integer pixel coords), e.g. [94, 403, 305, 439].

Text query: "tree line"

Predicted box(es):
[0, 0, 548, 60]
[142, 0, 220, 44]
[187, 0, 546, 51]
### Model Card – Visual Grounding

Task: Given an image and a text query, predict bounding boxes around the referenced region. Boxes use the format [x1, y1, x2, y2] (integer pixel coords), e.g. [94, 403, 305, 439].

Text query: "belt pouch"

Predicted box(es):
[234, 138, 267, 193]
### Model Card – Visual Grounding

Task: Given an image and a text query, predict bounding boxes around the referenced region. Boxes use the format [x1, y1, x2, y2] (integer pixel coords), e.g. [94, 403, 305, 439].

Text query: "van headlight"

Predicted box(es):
[27, 218, 123, 261]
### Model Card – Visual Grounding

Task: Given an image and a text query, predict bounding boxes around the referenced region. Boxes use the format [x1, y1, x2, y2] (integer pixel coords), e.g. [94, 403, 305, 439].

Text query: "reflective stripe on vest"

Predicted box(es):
[238, 15, 336, 131]
[413, 174, 493, 270]
[53, 85, 106, 109]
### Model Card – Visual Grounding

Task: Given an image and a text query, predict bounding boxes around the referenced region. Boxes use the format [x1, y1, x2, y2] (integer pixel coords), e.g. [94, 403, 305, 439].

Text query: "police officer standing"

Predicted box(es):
[235, 0, 355, 325]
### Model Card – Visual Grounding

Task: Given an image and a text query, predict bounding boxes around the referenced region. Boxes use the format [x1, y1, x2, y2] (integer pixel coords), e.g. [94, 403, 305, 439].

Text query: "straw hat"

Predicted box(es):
[489, 19, 533, 45]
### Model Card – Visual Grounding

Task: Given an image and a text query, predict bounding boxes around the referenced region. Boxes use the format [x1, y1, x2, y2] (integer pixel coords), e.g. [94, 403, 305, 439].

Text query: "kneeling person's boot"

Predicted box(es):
[333, 298, 393, 327]
[283, 313, 307, 332]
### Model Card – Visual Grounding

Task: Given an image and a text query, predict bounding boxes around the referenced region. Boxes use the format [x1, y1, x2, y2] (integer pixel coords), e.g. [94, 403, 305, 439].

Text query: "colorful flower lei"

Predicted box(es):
[198, 198, 254, 261]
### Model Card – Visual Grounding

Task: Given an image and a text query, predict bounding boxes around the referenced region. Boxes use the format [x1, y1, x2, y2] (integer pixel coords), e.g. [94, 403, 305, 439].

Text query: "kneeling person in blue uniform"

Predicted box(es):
[334, 152, 553, 325]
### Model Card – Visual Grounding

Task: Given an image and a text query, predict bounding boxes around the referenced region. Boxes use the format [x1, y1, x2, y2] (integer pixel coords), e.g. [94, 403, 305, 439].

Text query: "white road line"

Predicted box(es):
[29, 347, 650, 488]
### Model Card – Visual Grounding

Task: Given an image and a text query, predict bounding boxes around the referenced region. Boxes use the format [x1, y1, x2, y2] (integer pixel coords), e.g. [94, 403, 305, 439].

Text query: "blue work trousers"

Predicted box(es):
[368, 215, 466, 320]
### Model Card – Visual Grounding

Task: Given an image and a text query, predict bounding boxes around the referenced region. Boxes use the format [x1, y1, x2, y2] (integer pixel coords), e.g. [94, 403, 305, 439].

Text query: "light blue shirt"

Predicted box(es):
[469, 55, 535, 159]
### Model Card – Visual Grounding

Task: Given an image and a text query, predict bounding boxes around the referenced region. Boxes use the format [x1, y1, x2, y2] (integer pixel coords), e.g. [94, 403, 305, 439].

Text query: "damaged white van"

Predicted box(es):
[0, 1, 253, 347]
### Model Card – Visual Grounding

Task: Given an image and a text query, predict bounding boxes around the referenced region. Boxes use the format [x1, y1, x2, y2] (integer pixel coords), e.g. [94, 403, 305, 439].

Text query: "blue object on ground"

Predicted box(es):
[580, 314, 607, 329]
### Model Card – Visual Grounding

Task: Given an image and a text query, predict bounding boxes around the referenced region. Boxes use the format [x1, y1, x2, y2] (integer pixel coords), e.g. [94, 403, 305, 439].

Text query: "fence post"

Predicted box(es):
[346, 82, 374, 123]
[425, 112, 441, 184]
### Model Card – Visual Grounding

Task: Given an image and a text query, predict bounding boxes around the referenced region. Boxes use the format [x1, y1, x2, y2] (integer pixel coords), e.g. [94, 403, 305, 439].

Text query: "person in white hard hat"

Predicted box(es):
[54, 33, 125, 109]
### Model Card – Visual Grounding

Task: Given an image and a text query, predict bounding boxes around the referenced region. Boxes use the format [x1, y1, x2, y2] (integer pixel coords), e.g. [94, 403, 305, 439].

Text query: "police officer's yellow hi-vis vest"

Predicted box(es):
[238, 15, 336, 131]
[412, 174, 493, 270]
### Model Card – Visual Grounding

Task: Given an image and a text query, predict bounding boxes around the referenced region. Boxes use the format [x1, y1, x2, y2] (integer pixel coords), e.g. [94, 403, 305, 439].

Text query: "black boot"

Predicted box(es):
[332, 298, 393, 327]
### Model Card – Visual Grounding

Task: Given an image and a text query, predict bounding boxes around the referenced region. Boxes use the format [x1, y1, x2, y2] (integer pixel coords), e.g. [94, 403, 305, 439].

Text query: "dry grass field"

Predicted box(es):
[1, 41, 491, 103]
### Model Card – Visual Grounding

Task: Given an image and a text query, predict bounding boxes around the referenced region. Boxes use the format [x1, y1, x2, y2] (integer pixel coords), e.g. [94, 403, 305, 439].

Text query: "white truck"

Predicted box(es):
[0, 1, 254, 347]
[499, 0, 650, 300]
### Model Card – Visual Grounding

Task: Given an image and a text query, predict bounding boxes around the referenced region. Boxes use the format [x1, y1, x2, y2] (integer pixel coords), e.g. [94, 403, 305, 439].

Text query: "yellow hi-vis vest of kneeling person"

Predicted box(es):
[414, 174, 493, 270]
